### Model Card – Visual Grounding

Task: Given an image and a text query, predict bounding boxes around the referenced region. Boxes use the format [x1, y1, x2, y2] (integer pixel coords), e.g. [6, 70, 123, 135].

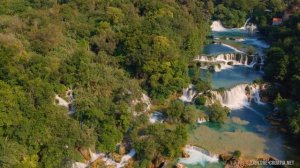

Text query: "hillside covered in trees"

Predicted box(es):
[0, 0, 212, 167]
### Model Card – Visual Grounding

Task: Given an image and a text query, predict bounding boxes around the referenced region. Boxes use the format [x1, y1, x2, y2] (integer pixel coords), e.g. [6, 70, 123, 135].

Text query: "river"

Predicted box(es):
[178, 21, 298, 168]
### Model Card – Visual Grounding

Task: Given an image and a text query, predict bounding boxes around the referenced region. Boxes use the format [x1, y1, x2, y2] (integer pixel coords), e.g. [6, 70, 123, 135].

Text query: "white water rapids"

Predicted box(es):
[211, 20, 257, 32]
[72, 149, 136, 168]
[212, 84, 263, 109]
[179, 84, 197, 102]
[179, 146, 219, 166]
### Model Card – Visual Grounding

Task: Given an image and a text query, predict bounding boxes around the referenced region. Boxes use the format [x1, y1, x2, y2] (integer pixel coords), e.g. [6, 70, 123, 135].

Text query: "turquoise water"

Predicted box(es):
[184, 26, 294, 168]
[203, 44, 237, 55]
[201, 66, 262, 89]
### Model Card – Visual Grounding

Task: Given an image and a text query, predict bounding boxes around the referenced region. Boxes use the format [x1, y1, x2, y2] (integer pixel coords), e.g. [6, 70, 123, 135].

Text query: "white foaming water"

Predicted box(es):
[116, 149, 136, 168]
[211, 21, 227, 32]
[75, 149, 136, 168]
[179, 146, 218, 166]
[197, 118, 208, 124]
[180, 84, 197, 102]
[55, 95, 69, 107]
[211, 20, 257, 32]
[240, 18, 251, 30]
[212, 84, 262, 109]
[132, 93, 152, 115]
[54, 88, 75, 114]
[213, 84, 249, 109]
[72, 162, 88, 168]
[194, 53, 252, 72]
[149, 111, 165, 123]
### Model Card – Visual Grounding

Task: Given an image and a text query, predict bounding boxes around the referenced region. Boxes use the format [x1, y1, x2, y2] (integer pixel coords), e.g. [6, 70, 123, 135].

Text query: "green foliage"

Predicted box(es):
[131, 124, 187, 165]
[208, 101, 230, 123]
[213, 0, 287, 28]
[262, 14, 300, 136]
[233, 150, 241, 158]
[165, 100, 202, 124]
[195, 96, 207, 106]
[0, 0, 212, 166]
[274, 94, 300, 134]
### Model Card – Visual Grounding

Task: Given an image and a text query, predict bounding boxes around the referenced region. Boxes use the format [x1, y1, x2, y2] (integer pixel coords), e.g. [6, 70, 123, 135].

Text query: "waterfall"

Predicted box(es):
[211, 84, 262, 109]
[54, 88, 75, 115]
[116, 149, 136, 168]
[66, 89, 75, 115]
[180, 84, 197, 102]
[74, 149, 136, 168]
[197, 118, 208, 124]
[55, 95, 69, 108]
[211, 21, 227, 32]
[194, 53, 259, 72]
[149, 111, 165, 123]
[211, 20, 257, 33]
[132, 93, 152, 115]
[240, 18, 251, 30]
[179, 145, 218, 166]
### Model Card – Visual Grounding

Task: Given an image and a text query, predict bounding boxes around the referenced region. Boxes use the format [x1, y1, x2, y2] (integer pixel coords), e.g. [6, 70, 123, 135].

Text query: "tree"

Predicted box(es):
[208, 101, 230, 123]
[233, 150, 241, 158]
[265, 47, 289, 81]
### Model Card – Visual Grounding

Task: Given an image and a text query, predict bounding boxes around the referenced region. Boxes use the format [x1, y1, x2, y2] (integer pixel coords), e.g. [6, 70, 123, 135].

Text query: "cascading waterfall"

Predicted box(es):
[149, 111, 165, 123]
[194, 53, 258, 71]
[240, 18, 251, 30]
[73, 149, 136, 168]
[211, 84, 262, 109]
[179, 146, 219, 166]
[180, 84, 197, 102]
[211, 20, 257, 32]
[54, 88, 75, 115]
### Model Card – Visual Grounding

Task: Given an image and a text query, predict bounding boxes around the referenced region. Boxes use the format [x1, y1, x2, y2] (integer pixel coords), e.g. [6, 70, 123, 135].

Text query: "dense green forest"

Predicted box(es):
[212, 0, 296, 27]
[262, 13, 300, 135]
[1, 0, 300, 167]
[0, 0, 213, 167]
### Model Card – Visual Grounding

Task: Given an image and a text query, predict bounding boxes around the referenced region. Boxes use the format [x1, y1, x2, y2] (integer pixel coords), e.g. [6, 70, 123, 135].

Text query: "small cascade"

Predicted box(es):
[211, 20, 257, 33]
[194, 53, 259, 72]
[149, 111, 165, 123]
[252, 85, 265, 105]
[116, 149, 136, 168]
[72, 162, 88, 168]
[240, 18, 251, 30]
[179, 145, 219, 166]
[211, 21, 227, 32]
[211, 84, 262, 109]
[74, 149, 136, 168]
[180, 84, 197, 102]
[132, 93, 152, 115]
[141, 93, 151, 111]
[66, 88, 75, 115]
[54, 88, 75, 114]
[197, 118, 208, 124]
[55, 95, 69, 108]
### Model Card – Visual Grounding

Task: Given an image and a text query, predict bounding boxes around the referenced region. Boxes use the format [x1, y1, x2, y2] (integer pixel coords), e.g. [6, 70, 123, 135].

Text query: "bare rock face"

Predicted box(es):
[118, 144, 126, 155]
[78, 147, 91, 161]
[112, 152, 122, 163]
